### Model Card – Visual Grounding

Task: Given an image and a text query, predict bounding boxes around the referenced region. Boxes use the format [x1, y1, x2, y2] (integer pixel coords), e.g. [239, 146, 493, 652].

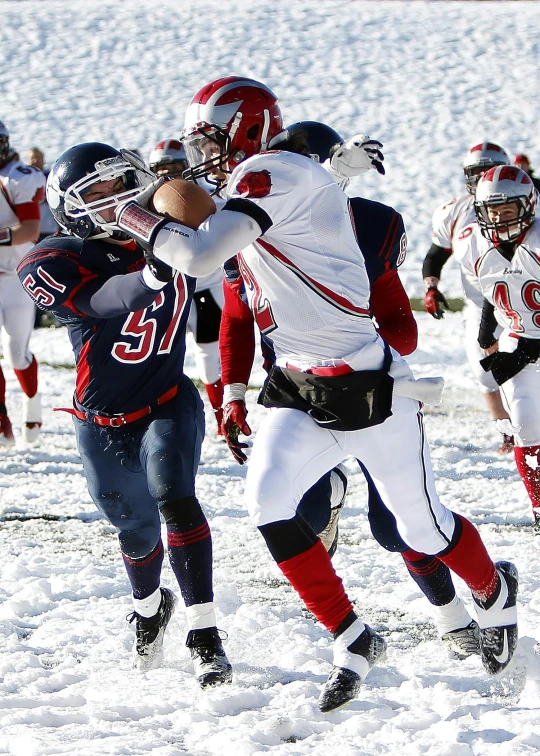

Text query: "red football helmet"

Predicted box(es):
[182, 76, 284, 183]
[462, 142, 510, 194]
[148, 138, 188, 178]
[474, 165, 536, 243]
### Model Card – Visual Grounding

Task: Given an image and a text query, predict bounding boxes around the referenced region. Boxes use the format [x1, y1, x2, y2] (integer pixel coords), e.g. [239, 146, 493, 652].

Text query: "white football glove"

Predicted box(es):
[329, 134, 385, 179]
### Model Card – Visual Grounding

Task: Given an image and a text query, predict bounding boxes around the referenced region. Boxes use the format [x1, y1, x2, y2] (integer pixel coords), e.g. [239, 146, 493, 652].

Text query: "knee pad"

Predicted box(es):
[160, 496, 203, 528]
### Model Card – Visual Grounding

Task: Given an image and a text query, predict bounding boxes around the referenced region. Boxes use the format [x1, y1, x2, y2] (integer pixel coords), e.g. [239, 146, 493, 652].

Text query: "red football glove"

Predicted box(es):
[221, 400, 252, 465]
[424, 287, 449, 320]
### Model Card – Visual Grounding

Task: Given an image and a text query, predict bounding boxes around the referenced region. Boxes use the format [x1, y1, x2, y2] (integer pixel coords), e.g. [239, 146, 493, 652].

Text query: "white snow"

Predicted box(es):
[1, 2, 540, 755]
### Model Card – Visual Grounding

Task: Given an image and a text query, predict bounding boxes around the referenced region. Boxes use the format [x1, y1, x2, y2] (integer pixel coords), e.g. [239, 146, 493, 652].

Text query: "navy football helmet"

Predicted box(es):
[46, 142, 155, 239]
[270, 120, 344, 163]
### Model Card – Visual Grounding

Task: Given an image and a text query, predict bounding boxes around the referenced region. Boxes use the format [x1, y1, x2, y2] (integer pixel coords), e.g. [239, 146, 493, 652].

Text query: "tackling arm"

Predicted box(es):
[370, 269, 418, 355]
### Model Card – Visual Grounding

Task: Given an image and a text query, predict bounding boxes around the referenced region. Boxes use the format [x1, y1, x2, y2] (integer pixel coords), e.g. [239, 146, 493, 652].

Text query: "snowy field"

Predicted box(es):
[1, 1, 540, 755]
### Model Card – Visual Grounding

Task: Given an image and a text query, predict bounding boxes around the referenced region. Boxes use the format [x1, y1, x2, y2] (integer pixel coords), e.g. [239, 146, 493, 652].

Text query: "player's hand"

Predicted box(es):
[424, 287, 449, 319]
[222, 400, 251, 465]
[143, 250, 173, 282]
[482, 341, 499, 357]
[330, 135, 385, 178]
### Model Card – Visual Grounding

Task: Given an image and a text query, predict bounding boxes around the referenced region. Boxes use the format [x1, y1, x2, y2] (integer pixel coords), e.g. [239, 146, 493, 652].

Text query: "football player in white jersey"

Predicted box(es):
[149, 138, 225, 433]
[422, 143, 515, 453]
[457, 165, 540, 531]
[0, 120, 44, 444]
[115, 77, 519, 711]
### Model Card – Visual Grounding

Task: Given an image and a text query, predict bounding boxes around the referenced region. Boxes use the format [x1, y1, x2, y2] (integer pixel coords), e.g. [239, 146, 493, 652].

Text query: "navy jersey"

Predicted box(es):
[18, 234, 195, 414]
[348, 197, 406, 283]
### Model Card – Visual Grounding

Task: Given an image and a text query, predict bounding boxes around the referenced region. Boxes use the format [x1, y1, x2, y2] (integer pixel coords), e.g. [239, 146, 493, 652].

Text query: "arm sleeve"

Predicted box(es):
[422, 243, 452, 279]
[219, 276, 256, 386]
[73, 269, 162, 318]
[370, 269, 418, 356]
[477, 298, 498, 349]
[153, 208, 263, 277]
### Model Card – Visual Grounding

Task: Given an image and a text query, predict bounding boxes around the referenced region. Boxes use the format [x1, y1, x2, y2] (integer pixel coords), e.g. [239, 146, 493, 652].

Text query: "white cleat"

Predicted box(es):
[22, 392, 42, 443]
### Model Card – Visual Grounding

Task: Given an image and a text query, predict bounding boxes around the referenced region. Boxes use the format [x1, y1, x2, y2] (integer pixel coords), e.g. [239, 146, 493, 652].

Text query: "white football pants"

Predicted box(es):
[186, 281, 224, 386]
[244, 394, 456, 556]
[0, 274, 35, 370]
[497, 331, 540, 447]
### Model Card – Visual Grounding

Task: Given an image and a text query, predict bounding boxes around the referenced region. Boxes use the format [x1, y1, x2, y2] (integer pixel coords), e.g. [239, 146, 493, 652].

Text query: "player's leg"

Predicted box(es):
[191, 287, 224, 436]
[245, 407, 386, 712]
[363, 471, 478, 656]
[143, 376, 231, 687]
[463, 301, 512, 453]
[0, 297, 14, 445]
[296, 464, 348, 556]
[73, 416, 171, 669]
[1, 276, 41, 443]
[500, 364, 540, 529]
[350, 396, 518, 676]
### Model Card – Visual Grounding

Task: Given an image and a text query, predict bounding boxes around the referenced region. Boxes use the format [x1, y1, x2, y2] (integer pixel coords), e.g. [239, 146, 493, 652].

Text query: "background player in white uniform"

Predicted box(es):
[422, 143, 514, 453]
[458, 165, 540, 531]
[0, 120, 44, 444]
[149, 138, 225, 433]
[115, 77, 519, 712]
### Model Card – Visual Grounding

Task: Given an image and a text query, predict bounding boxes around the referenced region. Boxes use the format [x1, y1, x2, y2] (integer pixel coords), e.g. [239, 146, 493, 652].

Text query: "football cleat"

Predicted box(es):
[319, 620, 386, 713]
[186, 626, 233, 688]
[128, 587, 177, 671]
[497, 434, 514, 455]
[0, 411, 15, 446]
[318, 463, 348, 558]
[441, 620, 481, 658]
[473, 561, 518, 675]
[22, 393, 42, 444]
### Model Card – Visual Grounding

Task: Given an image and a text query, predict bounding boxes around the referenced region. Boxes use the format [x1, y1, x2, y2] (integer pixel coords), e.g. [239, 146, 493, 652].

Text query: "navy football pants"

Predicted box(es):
[74, 377, 204, 558]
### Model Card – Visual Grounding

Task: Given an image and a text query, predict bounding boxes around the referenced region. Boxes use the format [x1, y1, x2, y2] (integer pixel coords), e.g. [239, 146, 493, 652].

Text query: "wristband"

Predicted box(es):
[0, 228, 12, 246]
[223, 383, 247, 404]
[423, 276, 439, 292]
[140, 265, 168, 291]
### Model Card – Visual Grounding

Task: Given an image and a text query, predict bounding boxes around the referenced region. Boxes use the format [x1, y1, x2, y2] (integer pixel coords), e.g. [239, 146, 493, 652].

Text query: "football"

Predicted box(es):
[149, 178, 216, 229]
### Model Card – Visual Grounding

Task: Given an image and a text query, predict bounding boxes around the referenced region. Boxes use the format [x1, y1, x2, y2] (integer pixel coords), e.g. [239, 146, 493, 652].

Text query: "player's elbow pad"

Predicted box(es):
[153, 209, 262, 277]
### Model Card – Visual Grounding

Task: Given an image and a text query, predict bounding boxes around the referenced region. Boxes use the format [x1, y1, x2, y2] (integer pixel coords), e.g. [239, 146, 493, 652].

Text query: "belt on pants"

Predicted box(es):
[56, 384, 179, 427]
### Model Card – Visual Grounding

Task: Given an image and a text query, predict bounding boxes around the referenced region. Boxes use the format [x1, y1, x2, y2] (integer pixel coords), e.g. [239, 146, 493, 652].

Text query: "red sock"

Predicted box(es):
[277, 539, 354, 633]
[437, 515, 497, 600]
[0, 366, 6, 406]
[514, 445, 540, 516]
[14, 356, 38, 398]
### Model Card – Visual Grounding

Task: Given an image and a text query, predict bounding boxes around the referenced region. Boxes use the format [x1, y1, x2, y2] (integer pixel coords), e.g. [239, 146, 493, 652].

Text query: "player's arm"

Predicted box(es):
[370, 269, 418, 355]
[477, 297, 498, 351]
[219, 275, 256, 464]
[73, 266, 169, 318]
[0, 202, 41, 247]
[422, 243, 451, 319]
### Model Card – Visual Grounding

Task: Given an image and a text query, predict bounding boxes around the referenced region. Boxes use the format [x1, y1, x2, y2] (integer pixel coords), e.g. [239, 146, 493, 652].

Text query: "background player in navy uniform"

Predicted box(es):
[17, 143, 232, 688]
[219, 120, 481, 659]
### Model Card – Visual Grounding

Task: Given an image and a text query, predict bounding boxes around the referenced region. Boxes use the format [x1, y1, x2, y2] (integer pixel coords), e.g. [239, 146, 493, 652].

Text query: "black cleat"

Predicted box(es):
[128, 587, 177, 671]
[441, 620, 481, 658]
[186, 627, 233, 688]
[319, 621, 386, 713]
[473, 561, 518, 675]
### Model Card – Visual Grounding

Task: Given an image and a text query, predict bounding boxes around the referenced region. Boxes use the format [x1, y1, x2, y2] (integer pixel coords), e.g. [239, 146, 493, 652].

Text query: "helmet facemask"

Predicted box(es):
[475, 196, 535, 243]
[182, 125, 233, 188]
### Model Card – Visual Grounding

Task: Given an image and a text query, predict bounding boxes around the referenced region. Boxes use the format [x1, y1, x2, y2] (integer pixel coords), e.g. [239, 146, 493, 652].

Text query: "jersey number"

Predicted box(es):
[112, 274, 188, 363]
[237, 254, 277, 335]
[493, 280, 540, 332]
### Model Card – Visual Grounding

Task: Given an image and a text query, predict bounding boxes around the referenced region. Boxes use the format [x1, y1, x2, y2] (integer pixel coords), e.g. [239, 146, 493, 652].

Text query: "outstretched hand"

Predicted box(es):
[330, 135, 385, 178]
[221, 400, 252, 465]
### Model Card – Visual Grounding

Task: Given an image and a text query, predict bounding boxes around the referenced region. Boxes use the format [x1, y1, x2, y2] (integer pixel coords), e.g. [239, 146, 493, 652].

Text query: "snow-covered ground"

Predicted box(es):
[1, 2, 540, 755]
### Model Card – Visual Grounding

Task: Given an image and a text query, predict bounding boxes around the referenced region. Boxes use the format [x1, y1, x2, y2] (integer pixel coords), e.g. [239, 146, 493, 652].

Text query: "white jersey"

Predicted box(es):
[225, 150, 379, 369]
[0, 159, 45, 273]
[460, 221, 540, 340]
[431, 192, 483, 305]
[195, 267, 222, 293]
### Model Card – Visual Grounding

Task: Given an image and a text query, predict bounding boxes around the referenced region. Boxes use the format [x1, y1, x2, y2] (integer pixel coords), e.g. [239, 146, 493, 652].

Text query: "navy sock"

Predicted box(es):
[402, 549, 456, 606]
[122, 538, 164, 599]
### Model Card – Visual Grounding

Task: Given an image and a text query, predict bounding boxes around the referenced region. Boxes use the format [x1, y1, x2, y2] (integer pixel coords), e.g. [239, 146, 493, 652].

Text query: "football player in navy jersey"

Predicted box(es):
[113, 77, 519, 711]
[17, 143, 232, 689]
[219, 121, 481, 661]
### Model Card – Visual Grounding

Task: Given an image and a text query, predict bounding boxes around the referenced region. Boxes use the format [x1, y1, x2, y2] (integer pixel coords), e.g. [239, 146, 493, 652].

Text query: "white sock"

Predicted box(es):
[133, 587, 162, 618]
[431, 595, 473, 635]
[333, 618, 369, 677]
[185, 602, 217, 630]
[330, 465, 347, 509]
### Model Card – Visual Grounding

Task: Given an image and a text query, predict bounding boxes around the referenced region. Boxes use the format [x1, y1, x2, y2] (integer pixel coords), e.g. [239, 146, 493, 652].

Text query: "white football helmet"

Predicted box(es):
[463, 142, 510, 194]
[474, 165, 536, 243]
[148, 139, 188, 178]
